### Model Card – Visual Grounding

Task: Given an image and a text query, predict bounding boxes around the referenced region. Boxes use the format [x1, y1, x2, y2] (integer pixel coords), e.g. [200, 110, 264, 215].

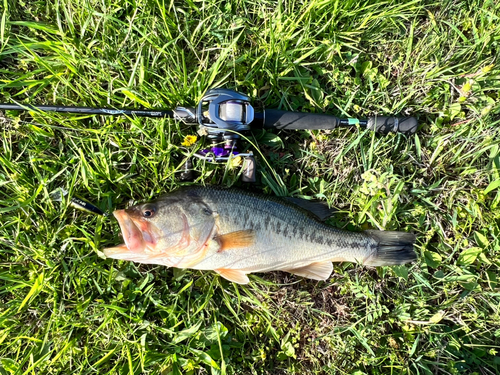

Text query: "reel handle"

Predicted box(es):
[241, 156, 256, 182]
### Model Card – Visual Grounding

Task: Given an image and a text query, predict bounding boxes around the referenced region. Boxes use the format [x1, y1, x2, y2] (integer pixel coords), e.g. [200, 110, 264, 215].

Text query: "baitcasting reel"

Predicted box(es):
[0, 88, 418, 182]
[172, 89, 257, 182]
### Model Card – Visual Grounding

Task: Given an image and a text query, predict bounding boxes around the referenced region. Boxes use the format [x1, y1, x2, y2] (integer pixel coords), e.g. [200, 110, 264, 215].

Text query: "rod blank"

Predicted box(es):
[0, 103, 173, 118]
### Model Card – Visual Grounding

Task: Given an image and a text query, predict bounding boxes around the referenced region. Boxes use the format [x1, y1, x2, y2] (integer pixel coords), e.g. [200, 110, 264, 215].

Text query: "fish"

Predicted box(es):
[103, 187, 417, 284]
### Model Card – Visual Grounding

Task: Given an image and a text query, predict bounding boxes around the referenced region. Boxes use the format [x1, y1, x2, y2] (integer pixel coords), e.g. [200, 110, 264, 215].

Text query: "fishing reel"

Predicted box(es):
[173, 89, 258, 182]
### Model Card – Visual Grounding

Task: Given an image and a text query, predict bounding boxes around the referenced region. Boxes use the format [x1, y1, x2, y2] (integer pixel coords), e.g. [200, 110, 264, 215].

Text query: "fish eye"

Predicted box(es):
[142, 205, 156, 218]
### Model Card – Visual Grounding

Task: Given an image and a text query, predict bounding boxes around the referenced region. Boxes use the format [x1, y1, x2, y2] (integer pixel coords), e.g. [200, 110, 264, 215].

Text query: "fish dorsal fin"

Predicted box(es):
[284, 197, 335, 221]
[215, 269, 250, 284]
[285, 261, 333, 281]
[217, 230, 255, 251]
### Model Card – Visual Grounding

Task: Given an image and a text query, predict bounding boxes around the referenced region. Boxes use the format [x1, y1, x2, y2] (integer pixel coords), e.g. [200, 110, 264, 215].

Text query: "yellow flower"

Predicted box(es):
[230, 156, 242, 167]
[482, 64, 493, 73]
[181, 135, 197, 146]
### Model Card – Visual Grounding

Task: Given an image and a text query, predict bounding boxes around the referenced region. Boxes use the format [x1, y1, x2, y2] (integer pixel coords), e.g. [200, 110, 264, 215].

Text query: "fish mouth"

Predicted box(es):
[103, 209, 146, 258]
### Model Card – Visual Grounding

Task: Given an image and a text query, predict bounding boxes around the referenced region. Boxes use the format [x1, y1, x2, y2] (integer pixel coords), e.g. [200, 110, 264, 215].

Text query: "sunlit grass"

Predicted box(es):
[1, 0, 500, 374]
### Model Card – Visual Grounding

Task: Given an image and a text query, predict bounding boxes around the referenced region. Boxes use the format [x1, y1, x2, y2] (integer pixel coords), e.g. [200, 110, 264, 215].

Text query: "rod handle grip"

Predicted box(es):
[367, 116, 418, 135]
[263, 109, 340, 130]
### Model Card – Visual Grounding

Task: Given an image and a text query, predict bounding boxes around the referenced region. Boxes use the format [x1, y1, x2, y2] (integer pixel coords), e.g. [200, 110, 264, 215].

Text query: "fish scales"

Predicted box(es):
[104, 186, 417, 284]
[190, 187, 374, 272]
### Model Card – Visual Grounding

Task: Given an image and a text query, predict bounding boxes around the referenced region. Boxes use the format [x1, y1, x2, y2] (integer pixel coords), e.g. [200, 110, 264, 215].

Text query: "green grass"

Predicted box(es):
[1, 0, 500, 373]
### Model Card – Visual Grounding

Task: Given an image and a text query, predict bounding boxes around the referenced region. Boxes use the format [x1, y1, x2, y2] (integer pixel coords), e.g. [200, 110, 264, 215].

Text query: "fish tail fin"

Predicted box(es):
[363, 230, 417, 266]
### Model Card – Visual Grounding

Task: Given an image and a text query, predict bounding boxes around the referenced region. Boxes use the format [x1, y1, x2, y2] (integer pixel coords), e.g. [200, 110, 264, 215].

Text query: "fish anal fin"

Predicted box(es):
[215, 269, 250, 284]
[284, 261, 333, 281]
[217, 229, 255, 251]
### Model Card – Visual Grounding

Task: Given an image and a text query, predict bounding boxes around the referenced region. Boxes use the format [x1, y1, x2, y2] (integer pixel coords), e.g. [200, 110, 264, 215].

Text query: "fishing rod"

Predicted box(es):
[0, 88, 418, 182]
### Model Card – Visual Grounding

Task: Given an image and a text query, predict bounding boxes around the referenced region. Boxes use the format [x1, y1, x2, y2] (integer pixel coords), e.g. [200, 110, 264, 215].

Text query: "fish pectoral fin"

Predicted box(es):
[216, 230, 255, 251]
[284, 261, 333, 281]
[215, 269, 250, 284]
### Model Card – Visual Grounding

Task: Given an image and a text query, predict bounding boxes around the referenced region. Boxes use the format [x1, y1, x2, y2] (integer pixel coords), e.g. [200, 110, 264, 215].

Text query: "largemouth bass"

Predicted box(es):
[104, 187, 416, 284]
